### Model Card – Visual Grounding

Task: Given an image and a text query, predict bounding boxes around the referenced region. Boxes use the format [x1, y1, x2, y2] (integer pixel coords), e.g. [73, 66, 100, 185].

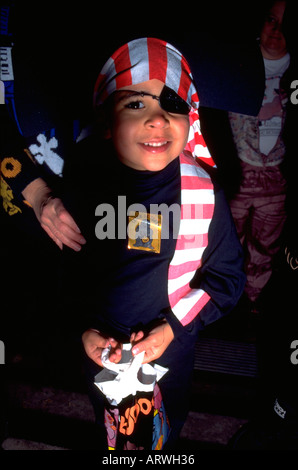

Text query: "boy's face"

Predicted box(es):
[108, 79, 190, 171]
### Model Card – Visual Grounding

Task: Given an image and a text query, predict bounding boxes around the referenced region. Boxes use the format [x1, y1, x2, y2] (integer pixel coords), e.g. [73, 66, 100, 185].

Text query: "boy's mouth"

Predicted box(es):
[143, 141, 168, 147]
[140, 140, 170, 154]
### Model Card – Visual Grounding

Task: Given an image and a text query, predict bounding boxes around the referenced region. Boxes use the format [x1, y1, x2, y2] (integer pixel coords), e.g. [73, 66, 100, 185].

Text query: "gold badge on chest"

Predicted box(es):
[127, 211, 162, 253]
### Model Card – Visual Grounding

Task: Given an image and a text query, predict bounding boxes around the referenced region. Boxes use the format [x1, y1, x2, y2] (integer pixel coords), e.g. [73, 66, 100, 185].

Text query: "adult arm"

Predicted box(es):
[1, 107, 85, 250]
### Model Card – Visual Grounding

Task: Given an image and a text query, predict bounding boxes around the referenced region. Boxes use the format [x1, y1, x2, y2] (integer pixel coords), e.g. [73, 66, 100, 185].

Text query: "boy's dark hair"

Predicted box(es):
[94, 94, 114, 139]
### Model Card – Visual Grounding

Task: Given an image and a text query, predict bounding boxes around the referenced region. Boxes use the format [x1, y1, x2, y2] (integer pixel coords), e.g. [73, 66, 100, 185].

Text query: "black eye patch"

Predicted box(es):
[159, 86, 191, 115]
[113, 86, 191, 115]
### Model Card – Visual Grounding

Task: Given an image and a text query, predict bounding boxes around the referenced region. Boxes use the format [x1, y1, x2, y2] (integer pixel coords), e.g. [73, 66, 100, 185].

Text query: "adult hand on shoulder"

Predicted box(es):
[40, 196, 86, 251]
[130, 320, 174, 364]
[22, 177, 86, 251]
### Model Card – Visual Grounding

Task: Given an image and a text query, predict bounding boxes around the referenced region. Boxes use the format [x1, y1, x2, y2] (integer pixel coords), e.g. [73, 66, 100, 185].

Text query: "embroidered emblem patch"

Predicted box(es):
[127, 212, 162, 254]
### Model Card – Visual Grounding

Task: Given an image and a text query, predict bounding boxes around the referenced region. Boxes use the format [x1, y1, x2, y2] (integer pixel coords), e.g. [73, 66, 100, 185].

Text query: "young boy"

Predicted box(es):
[63, 37, 245, 450]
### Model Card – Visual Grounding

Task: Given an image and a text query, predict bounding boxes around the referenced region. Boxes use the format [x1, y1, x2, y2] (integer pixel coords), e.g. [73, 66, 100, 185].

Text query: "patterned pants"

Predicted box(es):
[229, 162, 287, 302]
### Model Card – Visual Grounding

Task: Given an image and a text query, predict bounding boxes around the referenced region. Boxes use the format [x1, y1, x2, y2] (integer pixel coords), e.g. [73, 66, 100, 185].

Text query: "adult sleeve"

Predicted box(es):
[0, 105, 40, 196]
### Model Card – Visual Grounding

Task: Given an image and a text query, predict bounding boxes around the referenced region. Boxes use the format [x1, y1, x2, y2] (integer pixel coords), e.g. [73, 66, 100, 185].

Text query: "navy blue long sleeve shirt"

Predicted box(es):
[63, 136, 245, 341]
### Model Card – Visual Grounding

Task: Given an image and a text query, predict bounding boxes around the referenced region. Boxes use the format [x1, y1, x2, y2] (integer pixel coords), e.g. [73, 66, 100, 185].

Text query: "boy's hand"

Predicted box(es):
[82, 329, 122, 367]
[130, 321, 174, 364]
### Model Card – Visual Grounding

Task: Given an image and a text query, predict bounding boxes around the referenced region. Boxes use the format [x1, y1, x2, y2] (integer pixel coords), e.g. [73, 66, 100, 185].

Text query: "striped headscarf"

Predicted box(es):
[94, 38, 215, 326]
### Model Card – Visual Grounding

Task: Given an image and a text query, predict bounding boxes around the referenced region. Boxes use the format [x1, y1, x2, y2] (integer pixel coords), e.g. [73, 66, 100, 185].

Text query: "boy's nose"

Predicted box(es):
[145, 108, 169, 128]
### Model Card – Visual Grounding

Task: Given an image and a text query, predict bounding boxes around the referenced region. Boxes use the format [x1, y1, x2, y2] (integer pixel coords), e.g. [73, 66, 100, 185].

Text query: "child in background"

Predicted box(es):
[64, 37, 245, 450]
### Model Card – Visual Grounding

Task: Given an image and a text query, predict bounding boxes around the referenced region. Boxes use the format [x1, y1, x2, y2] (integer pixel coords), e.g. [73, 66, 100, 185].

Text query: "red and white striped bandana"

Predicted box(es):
[94, 38, 215, 326]
[94, 37, 214, 167]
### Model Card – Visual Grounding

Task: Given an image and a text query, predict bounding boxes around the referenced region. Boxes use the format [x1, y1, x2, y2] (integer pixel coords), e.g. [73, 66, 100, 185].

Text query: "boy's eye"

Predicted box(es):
[125, 100, 145, 110]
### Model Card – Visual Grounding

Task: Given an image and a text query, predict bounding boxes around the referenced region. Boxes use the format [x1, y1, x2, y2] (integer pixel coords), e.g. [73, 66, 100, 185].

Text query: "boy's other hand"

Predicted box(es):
[130, 321, 174, 364]
[82, 329, 121, 367]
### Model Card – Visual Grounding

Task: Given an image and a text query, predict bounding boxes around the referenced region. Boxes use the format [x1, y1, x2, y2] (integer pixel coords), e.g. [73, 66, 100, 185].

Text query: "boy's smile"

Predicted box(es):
[141, 140, 171, 153]
[109, 79, 190, 171]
